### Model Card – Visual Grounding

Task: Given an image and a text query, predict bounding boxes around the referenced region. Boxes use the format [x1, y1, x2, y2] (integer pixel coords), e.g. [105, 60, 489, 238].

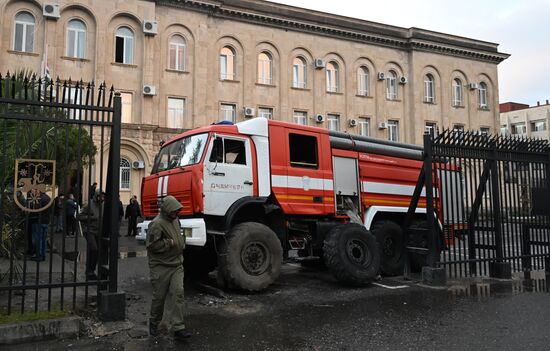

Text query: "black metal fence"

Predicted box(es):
[0, 72, 121, 315]
[421, 129, 550, 279]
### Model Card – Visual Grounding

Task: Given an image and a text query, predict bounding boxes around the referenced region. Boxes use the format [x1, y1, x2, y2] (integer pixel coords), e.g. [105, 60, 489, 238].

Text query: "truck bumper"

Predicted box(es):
[136, 218, 207, 247]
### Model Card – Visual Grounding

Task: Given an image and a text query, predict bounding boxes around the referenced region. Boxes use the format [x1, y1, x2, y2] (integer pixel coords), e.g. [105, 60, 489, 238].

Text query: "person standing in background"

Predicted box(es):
[65, 194, 78, 237]
[54, 194, 64, 232]
[125, 196, 142, 237]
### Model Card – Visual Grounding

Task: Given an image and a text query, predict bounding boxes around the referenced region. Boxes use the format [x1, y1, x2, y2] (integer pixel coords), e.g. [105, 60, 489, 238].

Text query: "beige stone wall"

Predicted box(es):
[0, 0, 506, 200]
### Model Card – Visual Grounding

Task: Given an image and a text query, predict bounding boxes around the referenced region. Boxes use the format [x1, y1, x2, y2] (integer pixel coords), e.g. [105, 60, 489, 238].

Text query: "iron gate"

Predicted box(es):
[411, 130, 550, 279]
[0, 72, 121, 315]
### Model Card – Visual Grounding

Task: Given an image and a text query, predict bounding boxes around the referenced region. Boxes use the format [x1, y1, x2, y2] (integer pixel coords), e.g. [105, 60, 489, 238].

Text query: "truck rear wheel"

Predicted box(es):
[372, 220, 405, 276]
[409, 219, 441, 272]
[184, 244, 218, 280]
[218, 222, 283, 292]
[323, 224, 380, 286]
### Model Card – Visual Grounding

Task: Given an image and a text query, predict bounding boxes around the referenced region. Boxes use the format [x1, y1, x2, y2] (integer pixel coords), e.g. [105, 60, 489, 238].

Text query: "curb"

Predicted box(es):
[0, 316, 82, 345]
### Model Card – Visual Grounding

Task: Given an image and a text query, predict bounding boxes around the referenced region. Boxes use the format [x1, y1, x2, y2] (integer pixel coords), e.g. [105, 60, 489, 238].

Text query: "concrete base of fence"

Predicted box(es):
[98, 290, 126, 322]
[489, 262, 512, 279]
[0, 316, 81, 345]
[422, 266, 447, 286]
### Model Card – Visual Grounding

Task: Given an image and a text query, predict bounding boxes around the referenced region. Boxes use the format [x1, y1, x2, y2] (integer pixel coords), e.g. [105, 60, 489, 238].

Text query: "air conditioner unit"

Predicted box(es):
[43, 3, 60, 19]
[399, 76, 408, 84]
[377, 72, 386, 80]
[244, 107, 255, 117]
[143, 85, 156, 96]
[378, 122, 388, 129]
[314, 59, 326, 69]
[468, 83, 478, 90]
[132, 160, 145, 169]
[315, 114, 325, 123]
[348, 119, 358, 127]
[143, 20, 158, 35]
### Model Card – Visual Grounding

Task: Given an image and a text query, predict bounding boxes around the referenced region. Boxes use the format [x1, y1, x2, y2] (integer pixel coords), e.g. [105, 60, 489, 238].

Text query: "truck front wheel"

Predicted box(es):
[218, 222, 283, 292]
[323, 224, 380, 286]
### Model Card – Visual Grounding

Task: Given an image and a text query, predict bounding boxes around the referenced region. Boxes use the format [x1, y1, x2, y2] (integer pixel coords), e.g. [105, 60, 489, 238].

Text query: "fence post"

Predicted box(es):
[421, 133, 446, 286]
[488, 140, 511, 279]
[98, 91, 125, 321]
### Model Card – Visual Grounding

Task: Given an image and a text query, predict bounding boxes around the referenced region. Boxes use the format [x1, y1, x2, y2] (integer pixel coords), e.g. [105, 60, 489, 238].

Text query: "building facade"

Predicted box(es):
[500, 101, 550, 139]
[0, 0, 509, 202]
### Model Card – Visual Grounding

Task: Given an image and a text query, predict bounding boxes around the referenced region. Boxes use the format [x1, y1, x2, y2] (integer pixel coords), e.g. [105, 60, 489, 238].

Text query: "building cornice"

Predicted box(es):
[156, 0, 510, 64]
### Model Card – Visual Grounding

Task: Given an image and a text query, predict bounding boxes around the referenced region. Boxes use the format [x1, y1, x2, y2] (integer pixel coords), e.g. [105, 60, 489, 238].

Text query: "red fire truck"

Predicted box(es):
[140, 118, 436, 291]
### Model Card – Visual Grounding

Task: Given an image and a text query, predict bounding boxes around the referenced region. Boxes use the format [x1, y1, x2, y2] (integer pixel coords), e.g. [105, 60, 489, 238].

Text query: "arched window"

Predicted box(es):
[169, 35, 186, 71]
[386, 71, 397, 100]
[120, 158, 131, 190]
[115, 26, 134, 64]
[452, 78, 463, 106]
[478, 82, 488, 108]
[220, 46, 236, 80]
[326, 61, 339, 93]
[13, 12, 35, 52]
[357, 66, 369, 96]
[292, 57, 307, 88]
[424, 74, 435, 103]
[67, 19, 86, 58]
[257, 52, 272, 84]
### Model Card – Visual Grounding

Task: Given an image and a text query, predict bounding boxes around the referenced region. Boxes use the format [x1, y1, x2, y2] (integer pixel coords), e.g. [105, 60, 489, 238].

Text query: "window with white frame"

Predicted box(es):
[511, 123, 526, 135]
[359, 117, 370, 136]
[258, 107, 273, 119]
[327, 114, 340, 131]
[13, 12, 35, 52]
[65, 86, 83, 119]
[425, 122, 437, 138]
[115, 26, 134, 64]
[478, 82, 488, 108]
[357, 66, 369, 96]
[167, 97, 186, 129]
[386, 71, 397, 100]
[424, 74, 435, 103]
[531, 120, 547, 132]
[480, 127, 490, 136]
[220, 103, 236, 122]
[257, 52, 272, 85]
[120, 158, 131, 190]
[326, 61, 339, 93]
[293, 110, 307, 125]
[453, 124, 465, 132]
[121, 92, 132, 123]
[452, 78, 463, 106]
[220, 46, 236, 80]
[292, 57, 307, 88]
[66, 19, 86, 58]
[388, 120, 399, 141]
[169, 35, 186, 71]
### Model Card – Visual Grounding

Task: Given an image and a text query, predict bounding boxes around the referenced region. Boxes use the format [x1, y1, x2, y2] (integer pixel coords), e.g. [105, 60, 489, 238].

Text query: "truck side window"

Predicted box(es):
[209, 138, 223, 163]
[289, 133, 318, 168]
[209, 137, 247, 165]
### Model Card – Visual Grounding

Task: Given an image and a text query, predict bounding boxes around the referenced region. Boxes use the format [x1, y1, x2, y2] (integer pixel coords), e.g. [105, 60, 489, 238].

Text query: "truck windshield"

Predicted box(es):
[152, 133, 208, 173]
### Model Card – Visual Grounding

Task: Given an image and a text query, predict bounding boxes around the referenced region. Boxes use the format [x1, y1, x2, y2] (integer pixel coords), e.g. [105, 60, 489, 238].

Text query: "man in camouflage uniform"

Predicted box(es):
[147, 195, 191, 340]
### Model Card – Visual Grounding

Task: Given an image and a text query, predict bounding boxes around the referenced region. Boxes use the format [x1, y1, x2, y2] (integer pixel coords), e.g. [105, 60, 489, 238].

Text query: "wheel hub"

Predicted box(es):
[383, 237, 395, 256]
[241, 241, 270, 275]
[346, 238, 372, 267]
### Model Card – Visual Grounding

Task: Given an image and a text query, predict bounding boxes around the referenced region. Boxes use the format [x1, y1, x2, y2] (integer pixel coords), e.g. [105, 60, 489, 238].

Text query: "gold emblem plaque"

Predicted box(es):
[14, 159, 56, 212]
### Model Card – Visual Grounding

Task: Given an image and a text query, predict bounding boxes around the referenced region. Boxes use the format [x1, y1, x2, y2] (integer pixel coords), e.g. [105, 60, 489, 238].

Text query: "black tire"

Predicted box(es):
[323, 224, 380, 286]
[371, 220, 404, 276]
[218, 222, 283, 292]
[184, 245, 218, 280]
[408, 219, 441, 272]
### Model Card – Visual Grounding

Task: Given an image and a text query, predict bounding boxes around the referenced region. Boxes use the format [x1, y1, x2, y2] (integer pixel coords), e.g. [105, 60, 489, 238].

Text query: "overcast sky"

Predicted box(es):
[271, 0, 550, 106]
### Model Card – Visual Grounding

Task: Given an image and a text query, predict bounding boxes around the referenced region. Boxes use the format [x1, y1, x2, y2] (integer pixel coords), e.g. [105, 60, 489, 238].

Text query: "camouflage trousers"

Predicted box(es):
[149, 264, 185, 331]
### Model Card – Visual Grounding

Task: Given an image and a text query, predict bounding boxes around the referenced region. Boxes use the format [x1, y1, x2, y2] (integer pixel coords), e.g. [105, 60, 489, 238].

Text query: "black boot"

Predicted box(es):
[149, 320, 159, 337]
[174, 329, 192, 340]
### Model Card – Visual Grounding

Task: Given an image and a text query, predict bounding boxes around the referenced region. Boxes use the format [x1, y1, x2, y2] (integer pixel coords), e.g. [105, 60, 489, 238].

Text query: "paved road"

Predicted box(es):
[5, 256, 550, 351]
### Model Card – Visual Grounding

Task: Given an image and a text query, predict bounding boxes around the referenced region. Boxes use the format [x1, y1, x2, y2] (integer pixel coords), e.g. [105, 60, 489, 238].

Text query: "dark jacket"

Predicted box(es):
[77, 197, 104, 236]
[146, 196, 184, 267]
[125, 202, 142, 219]
[66, 198, 78, 217]
[28, 193, 52, 225]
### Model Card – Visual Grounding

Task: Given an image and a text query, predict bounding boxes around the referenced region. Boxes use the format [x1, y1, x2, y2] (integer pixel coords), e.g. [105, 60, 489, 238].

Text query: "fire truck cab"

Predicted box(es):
[140, 118, 431, 291]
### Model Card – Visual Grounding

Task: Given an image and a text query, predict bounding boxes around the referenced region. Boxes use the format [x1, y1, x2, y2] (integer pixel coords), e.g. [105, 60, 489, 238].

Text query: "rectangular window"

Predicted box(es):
[220, 103, 236, 122]
[511, 123, 526, 135]
[167, 97, 185, 129]
[210, 137, 247, 165]
[480, 127, 490, 136]
[66, 86, 83, 119]
[327, 114, 340, 131]
[293, 110, 307, 125]
[14, 22, 34, 52]
[359, 117, 370, 136]
[289, 133, 318, 168]
[121, 92, 132, 123]
[258, 107, 273, 120]
[531, 120, 547, 132]
[424, 80, 435, 103]
[453, 84, 463, 106]
[388, 120, 399, 141]
[425, 122, 437, 138]
[386, 76, 397, 100]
